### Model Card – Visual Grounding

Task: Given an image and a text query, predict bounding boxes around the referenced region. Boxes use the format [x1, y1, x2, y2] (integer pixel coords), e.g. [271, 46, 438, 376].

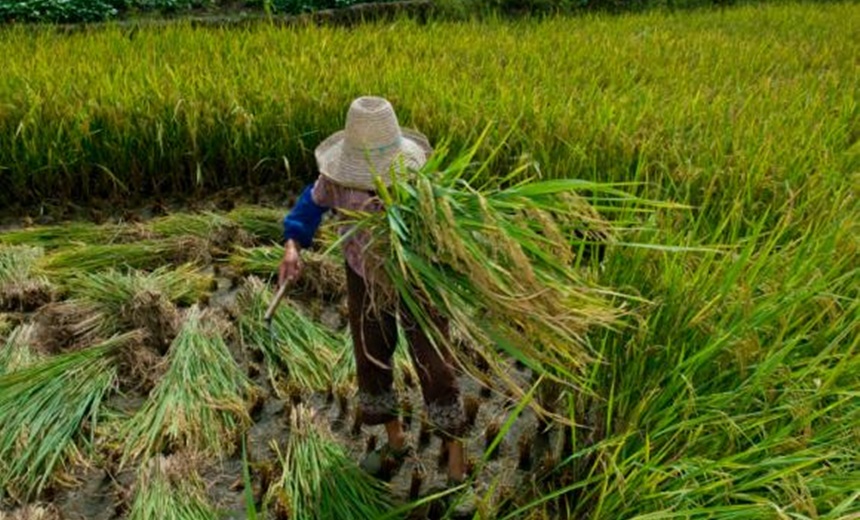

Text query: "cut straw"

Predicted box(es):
[127, 454, 218, 520]
[264, 405, 392, 519]
[237, 277, 343, 395]
[0, 332, 139, 501]
[121, 306, 253, 464]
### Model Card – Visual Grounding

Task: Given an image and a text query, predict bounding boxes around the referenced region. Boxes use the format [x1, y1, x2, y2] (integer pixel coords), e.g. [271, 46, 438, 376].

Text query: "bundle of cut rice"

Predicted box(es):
[346, 139, 655, 402]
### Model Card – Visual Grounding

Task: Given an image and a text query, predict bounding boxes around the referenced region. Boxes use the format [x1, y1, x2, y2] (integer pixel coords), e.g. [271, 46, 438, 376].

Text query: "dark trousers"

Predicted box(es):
[346, 265, 466, 439]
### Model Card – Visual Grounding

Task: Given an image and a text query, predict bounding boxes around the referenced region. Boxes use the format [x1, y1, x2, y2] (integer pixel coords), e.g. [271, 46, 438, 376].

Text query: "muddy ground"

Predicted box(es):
[0, 200, 569, 519]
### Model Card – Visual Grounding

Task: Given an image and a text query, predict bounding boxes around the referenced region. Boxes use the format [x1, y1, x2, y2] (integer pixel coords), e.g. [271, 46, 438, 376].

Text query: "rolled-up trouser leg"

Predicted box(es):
[401, 306, 467, 440]
[346, 265, 399, 425]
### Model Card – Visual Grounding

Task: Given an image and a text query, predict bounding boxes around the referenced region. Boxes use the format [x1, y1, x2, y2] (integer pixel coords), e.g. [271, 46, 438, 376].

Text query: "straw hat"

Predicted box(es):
[315, 96, 432, 191]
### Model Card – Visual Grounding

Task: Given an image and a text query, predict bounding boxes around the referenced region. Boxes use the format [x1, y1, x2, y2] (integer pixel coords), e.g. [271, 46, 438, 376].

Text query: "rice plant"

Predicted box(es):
[0, 313, 12, 339]
[64, 264, 214, 307]
[229, 245, 346, 299]
[44, 265, 213, 354]
[236, 277, 342, 394]
[121, 306, 253, 464]
[228, 245, 281, 277]
[147, 212, 233, 238]
[127, 455, 218, 520]
[0, 3, 855, 225]
[0, 332, 139, 501]
[34, 237, 210, 275]
[0, 324, 41, 374]
[226, 205, 285, 243]
[346, 139, 667, 401]
[0, 246, 53, 311]
[0, 222, 144, 248]
[264, 405, 392, 520]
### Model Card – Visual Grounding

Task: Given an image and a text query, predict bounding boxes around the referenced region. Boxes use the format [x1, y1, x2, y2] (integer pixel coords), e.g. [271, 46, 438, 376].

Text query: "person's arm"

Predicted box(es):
[279, 182, 329, 285]
[282, 183, 328, 248]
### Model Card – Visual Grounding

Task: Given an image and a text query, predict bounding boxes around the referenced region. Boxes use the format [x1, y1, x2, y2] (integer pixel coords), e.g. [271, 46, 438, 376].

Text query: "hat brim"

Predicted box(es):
[315, 128, 433, 191]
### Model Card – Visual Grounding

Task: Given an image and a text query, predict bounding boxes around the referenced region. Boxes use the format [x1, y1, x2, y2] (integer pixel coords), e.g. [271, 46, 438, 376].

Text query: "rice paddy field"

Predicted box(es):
[1, 1, 858, 519]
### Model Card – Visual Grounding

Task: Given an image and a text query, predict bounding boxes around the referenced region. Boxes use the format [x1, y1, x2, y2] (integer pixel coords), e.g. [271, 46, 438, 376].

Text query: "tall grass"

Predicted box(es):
[497, 205, 860, 518]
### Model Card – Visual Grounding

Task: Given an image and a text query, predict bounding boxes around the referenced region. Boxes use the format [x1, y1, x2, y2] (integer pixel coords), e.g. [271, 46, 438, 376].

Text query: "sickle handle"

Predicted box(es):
[264, 282, 290, 322]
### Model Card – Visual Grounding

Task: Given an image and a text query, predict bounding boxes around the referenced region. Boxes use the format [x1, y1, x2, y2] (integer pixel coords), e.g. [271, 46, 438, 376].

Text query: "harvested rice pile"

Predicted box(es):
[0, 160, 633, 518]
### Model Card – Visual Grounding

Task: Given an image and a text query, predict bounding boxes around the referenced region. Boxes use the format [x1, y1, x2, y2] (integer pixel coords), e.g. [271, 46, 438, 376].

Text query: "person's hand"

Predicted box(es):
[278, 239, 302, 287]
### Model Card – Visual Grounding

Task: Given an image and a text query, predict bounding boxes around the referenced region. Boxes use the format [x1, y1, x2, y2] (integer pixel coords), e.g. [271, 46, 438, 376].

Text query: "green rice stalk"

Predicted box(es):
[0, 222, 147, 248]
[34, 237, 210, 275]
[264, 405, 392, 520]
[350, 140, 650, 400]
[147, 212, 233, 239]
[227, 205, 285, 243]
[0, 323, 41, 374]
[229, 246, 346, 300]
[237, 277, 342, 395]
[147, 212, 254, 255]
[121, 306, 253, 464]
[64, 265, 214, 307]
[0, 332, 139, 501]
[0, 246, 54, 311]
[228, 245, 281, 277]
[46, 266, 212, 351]
[127, 455, 218, 520]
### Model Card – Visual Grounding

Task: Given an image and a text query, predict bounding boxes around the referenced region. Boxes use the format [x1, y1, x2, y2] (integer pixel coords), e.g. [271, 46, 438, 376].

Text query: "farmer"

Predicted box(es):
[278, 96, 470, 486]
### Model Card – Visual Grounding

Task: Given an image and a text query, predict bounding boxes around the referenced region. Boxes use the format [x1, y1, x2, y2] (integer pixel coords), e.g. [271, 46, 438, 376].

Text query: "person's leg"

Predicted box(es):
[401, 306, 469, 482]
[345, 265, 404, 448]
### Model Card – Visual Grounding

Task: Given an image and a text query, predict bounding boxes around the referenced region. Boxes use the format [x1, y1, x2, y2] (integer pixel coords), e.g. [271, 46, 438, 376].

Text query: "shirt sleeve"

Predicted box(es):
[282, 181, 330, 248]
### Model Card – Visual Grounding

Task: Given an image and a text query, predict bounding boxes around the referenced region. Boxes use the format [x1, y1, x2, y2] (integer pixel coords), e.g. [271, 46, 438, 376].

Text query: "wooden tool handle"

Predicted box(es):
[264, 282, 289, 321]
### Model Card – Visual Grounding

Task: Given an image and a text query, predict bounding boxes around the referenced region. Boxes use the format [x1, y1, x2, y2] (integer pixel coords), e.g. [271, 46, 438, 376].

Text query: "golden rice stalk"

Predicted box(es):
[121, 306, 254, 464]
